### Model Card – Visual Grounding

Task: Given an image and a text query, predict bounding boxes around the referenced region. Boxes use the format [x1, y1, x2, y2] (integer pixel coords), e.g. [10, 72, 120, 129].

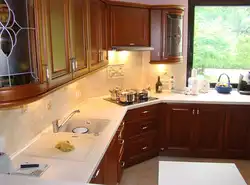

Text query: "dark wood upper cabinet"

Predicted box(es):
[89, 0, 108, 71]
[225, 106, 250, 158]
[166, 104, 194, 153]
[110, 5, 149, 47]
[43, 0, 72, 89]
[194, 105, 226, 157]
[0, 0, 47, 107]
[150, 6, 184, 64]
[69, 0, 89, 78]
[150, 9, 162, 61]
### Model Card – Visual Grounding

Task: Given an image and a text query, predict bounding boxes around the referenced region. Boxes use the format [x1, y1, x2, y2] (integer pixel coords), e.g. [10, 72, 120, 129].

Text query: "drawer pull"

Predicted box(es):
[93, 169, 100, 179]
[121, 121, 125, 127]
[119, 139, 125, 145]
[142, 126, 148, 130]
[142, 146, 148, 151]
[142, 111, 149, 114]
[121, 161, 125, 168]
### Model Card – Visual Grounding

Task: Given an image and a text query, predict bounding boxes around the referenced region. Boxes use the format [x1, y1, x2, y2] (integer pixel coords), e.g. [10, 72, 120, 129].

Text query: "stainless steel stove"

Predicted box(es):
[104, 97, 158, 106]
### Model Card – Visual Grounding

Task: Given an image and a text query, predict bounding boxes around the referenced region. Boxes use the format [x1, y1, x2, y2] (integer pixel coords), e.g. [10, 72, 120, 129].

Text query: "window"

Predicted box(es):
[188, 0, 250, 87]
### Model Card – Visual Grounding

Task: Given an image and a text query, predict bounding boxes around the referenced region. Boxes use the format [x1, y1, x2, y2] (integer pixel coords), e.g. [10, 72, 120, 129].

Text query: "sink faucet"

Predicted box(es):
[52, 110, 80, 133]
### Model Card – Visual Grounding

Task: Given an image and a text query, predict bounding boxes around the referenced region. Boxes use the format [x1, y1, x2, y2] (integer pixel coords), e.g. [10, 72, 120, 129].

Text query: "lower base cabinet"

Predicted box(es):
[90, 159, 105, 184]
[224, 106, 250, 159]
[163, 103, 250, 159]
[91, 103, 250, 184]
[90, 122, 125, 185]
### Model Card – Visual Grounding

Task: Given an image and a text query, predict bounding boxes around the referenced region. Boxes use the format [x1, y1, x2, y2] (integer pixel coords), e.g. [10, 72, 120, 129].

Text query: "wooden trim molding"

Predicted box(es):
[0, 83, 48, 108]
[150, 56, 184, 64]
[106, 0, 150, 8]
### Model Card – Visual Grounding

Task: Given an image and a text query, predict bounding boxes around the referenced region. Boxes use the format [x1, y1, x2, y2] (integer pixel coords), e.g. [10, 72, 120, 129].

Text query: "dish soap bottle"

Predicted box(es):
[156, 76, 163, 93]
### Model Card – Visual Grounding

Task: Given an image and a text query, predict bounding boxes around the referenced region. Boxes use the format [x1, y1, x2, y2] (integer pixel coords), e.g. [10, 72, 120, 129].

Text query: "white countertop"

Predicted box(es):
[2, 90, 250, 185]
[0, 174, 95, 185]
[159, 161, 247, 185]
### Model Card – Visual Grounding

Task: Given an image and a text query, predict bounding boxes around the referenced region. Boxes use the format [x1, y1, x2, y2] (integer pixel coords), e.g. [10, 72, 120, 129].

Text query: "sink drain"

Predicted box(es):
[72, 127, 89, 134]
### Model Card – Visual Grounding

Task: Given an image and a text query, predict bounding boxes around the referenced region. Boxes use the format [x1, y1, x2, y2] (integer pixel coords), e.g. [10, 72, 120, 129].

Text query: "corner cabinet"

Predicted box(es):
[150, 6, 184, 64]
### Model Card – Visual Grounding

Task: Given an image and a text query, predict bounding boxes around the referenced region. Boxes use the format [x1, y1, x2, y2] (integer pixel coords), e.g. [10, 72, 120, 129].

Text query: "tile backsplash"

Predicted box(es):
[0, 52, 144, 155]
[0, 51, 187, 155]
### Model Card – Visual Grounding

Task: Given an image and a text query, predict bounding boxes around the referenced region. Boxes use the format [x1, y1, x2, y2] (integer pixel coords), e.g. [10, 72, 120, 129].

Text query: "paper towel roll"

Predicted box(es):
[0, 137, 5, 153]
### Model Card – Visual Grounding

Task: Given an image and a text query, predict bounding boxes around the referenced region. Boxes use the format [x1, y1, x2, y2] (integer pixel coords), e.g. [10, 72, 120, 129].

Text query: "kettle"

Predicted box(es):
[0, 153, 14, 174]
[238, 72, 250, 95]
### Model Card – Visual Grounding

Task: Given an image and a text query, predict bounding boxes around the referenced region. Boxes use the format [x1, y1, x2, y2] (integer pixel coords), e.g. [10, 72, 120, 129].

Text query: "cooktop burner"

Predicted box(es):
[104, 97, 159, 106]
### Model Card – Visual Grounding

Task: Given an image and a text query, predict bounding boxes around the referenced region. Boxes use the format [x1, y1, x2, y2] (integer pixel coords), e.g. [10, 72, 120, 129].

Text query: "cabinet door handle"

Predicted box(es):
[142, 111, 149, 114]
[121, 121, 125, 127]
[192, 109, 195, 115]
[142, 126, 148, 130]
[121, 161, 125, 168]
[197, 109, 200, 115]
[119, 139, 125, 145]
[129, 43, 135, 46]
[142, 146, 148, 151]
[93, 169, 100, 179]
[118, 132, 123, 139]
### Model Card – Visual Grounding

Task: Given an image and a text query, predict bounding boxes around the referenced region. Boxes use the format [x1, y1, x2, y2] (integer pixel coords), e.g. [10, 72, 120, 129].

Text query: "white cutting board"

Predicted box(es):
[23, 133, 95, 162]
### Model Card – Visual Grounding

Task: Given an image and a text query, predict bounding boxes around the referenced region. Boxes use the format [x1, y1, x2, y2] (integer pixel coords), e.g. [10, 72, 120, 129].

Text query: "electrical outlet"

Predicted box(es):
[47, 101, 52, 110]
[21, 105, 28, 114]
[76, 91, 82, 99]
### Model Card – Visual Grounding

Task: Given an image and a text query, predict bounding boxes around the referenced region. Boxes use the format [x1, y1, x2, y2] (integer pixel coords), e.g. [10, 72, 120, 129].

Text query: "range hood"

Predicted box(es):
[111, 46, 154, 51]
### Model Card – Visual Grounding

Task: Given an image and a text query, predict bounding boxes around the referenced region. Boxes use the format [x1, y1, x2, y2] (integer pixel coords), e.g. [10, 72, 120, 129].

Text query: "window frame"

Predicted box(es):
[187, 0, 250, 88]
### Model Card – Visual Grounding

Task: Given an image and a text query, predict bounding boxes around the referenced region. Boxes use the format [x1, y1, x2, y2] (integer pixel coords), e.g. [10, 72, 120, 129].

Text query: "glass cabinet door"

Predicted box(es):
[0, 0, 40, 87]
[69, 0, 88, 78]
[45, 0, 71, 81]
[162, 10, 184, 61]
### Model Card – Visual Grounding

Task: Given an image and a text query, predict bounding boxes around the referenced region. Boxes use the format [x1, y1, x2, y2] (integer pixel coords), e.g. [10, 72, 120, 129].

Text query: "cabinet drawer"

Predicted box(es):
[125, 118, 157, 139]
[125, 131, 158, 158]
[124, 105, 158, 121]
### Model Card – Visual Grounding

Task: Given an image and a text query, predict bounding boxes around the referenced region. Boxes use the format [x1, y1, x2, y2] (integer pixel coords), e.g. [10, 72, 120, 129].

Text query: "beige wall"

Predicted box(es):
[0, 52, 145, 155]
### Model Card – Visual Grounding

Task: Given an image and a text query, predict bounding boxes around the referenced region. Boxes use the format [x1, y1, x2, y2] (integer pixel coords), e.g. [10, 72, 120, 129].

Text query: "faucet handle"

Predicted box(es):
[52, 119, 60, 133]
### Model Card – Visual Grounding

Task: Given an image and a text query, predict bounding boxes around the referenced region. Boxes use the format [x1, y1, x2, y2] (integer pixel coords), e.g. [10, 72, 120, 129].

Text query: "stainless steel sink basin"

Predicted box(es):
[59, 118, 110, 136]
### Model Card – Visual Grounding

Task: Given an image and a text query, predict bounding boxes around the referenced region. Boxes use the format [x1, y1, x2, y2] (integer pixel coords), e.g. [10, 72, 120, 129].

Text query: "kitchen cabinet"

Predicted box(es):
[104, 133, 120, 185]
[165, 104, 226, 157]
[194, 105, 225, 157]
[0, 0, 47, 106]
[43, 0, 72, 89]
[150, 6, 184, 64]
[224, 106, 250, 159]
[123, 105, 160, 167]
[110, 5, 149, 47]
[165, 104, 194, 154]
[90, 158, 105, 184]
[69, 0, 89, 78]
[89, 0, 108, 71]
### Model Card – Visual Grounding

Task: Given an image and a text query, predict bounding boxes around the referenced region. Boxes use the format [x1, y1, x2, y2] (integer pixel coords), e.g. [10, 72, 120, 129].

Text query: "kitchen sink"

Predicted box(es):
[59, 118, 110, 136]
